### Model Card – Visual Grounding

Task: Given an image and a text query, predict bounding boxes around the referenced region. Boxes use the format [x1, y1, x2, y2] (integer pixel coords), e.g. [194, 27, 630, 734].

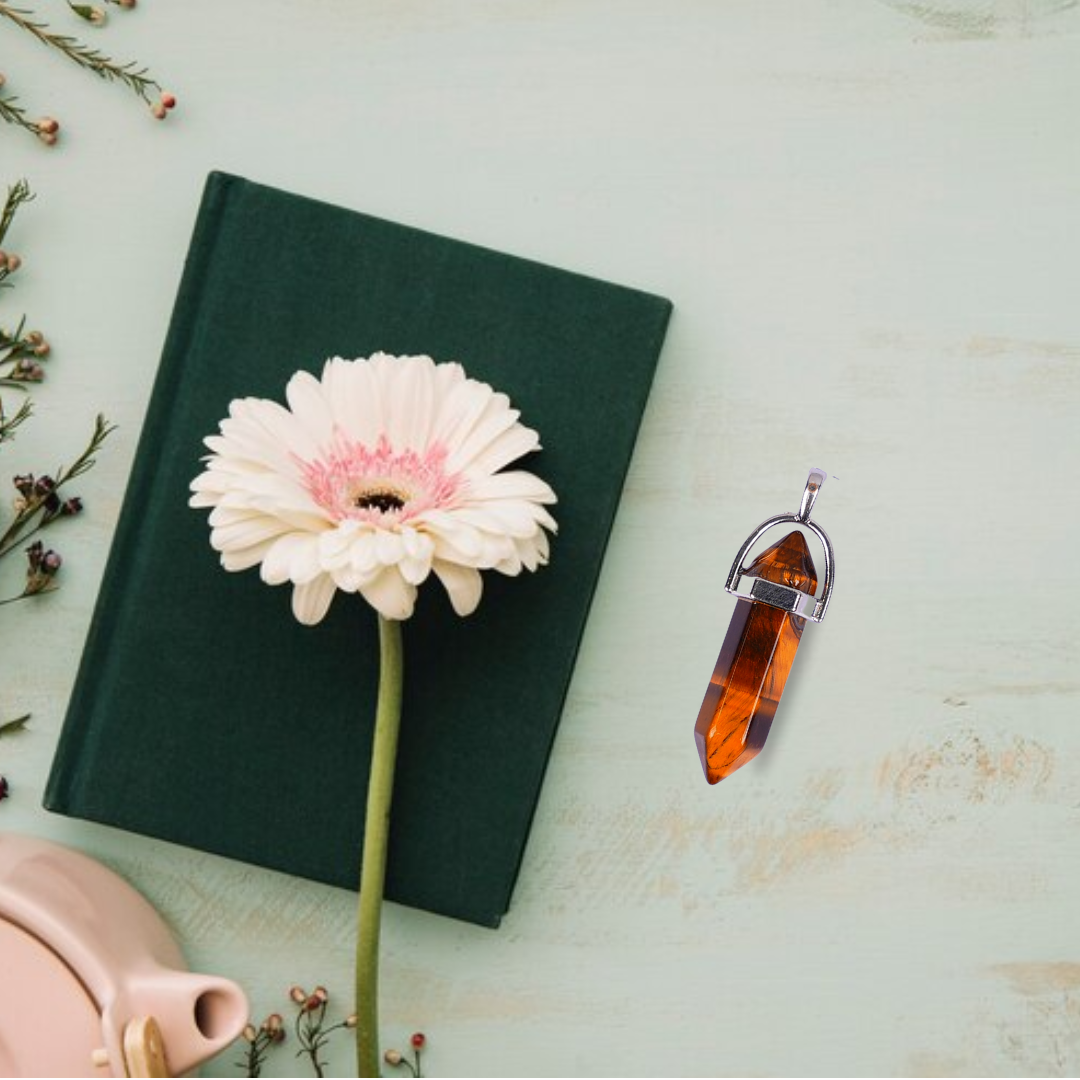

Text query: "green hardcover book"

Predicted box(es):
[45, 172, 672, 928]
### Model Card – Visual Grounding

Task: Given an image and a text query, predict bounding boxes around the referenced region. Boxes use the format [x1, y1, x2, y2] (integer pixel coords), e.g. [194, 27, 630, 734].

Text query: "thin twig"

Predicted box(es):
[0, 179, 33, 243]
[0, 2, 160, 103]
[0, 95, 43, 138]
[0, 395, 32, 444]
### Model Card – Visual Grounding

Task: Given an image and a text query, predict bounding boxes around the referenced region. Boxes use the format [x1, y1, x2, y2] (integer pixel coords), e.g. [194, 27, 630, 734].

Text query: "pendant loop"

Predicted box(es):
[798, 467, 826, 523]
[724, 470, 836, 622]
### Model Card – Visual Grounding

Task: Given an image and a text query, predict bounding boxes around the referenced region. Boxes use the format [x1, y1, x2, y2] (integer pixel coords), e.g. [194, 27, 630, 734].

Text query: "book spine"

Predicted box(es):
[44, 172, 239, 813]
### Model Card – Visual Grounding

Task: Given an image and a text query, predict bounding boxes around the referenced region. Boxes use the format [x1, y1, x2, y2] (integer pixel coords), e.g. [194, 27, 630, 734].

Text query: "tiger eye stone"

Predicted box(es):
[695, 531, 818, 784]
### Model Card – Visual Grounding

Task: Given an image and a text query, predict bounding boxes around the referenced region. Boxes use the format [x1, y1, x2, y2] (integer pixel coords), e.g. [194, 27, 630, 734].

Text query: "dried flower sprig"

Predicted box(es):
[0, 1, 175, 142]
[0, 395, 30, 447]
[288, 984, 357, 1079]
[1, 178, 111, 765]
[237, 1012, 285, 1079]
[2, 321, 52, 386]
[0, 412, 113, 562]
[0, 179, 113, 605]
[384, 1032, 427, 1078]
[236, 986, 360, 1078]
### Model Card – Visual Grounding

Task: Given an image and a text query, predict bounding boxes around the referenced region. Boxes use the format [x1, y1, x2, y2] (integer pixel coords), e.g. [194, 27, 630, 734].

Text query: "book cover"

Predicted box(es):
[45, 172, 672, 928]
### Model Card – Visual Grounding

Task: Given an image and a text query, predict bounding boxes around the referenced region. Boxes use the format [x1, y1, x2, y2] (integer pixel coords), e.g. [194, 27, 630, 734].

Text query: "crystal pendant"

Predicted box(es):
[694, 470, 836, 785]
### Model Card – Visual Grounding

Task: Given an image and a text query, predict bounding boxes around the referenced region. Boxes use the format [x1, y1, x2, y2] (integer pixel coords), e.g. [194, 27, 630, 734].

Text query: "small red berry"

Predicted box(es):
[410, 1032, 426, 1050]
[160, 91, 177, 110]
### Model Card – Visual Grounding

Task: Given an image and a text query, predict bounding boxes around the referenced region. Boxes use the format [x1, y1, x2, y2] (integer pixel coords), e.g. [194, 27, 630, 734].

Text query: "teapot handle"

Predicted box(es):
[122, 1017, 169, 1078]
[91, 1017, 168, 1078]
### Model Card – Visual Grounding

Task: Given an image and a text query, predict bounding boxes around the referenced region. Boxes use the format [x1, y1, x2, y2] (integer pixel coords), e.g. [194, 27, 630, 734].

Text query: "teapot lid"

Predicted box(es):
[0, 917, 111, 1076]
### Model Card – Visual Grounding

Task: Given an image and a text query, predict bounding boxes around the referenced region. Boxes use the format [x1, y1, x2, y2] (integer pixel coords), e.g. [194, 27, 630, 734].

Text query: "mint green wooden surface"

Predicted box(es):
[3, 2, 1079, 1075]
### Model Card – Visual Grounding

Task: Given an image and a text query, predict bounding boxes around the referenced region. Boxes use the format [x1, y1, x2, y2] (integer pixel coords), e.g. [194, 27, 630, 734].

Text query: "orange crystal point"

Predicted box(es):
[695, 531, 818, 784]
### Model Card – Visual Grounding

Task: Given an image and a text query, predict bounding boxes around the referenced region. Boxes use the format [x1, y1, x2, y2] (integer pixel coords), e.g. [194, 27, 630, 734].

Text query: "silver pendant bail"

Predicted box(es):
[798, 467, 826, 523]
[724, 468, 836, 623]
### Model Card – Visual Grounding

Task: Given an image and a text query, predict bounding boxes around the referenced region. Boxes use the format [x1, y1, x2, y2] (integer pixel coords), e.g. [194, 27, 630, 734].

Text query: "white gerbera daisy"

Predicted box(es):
[190, 353, 557, 625]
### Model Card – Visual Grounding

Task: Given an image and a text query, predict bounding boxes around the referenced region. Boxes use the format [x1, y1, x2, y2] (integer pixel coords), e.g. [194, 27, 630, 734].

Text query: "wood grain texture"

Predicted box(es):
[2, 1, 1079, 1075]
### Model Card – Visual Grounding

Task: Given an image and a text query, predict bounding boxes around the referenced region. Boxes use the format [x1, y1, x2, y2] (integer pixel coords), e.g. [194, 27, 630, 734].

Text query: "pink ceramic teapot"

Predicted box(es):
[0, 832, 248, 1077]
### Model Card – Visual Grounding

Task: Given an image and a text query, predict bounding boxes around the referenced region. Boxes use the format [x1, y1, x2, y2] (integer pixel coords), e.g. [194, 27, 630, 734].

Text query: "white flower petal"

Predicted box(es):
[324, 355, 382, 446]
[494, 548, 523, 575]
[430, 376, 492, 450]
[443, 394, 521, 475]
[375, 529, 403, 566]
[349, 533, 380, 574]
[291, 574, 337, 625]
[318, 521, 361, 567]
[465, 470, 558, 505]
[241, 396, 319, 462]
[459, 424, 541, 479]
[514, 529, 550, 572]
[210, 515, 291, 553]
[257, 532, 322, 586]
[386, 354, 436, 450]
[260, 534, 307, 585]
[449, 505, 540, 540]
[221, 539, 277, 572]
[420, 510, 484, 558]
[286, 370, 336, 448]
[358, 567, 417, 621]
[399, 554, 433, 586]
[433, 560, 484, 616]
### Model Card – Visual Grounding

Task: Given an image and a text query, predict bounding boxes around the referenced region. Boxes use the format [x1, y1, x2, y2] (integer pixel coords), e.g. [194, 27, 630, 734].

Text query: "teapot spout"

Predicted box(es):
[109, 969, 248, 1077]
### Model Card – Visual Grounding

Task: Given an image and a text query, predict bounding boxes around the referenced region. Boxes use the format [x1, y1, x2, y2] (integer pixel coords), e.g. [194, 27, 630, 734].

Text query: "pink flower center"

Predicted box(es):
[298, 433, 462, 524]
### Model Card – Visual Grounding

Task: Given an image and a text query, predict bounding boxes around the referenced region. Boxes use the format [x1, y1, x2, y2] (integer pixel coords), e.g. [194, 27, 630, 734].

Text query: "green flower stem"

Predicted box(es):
[356, 614, 404, 1077]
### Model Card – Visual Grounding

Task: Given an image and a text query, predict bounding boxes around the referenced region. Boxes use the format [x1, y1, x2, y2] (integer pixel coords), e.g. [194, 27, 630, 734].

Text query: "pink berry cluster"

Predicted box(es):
[35, 116, 59, 146]
[150, 90, 177, 122]
[238, 1011, 285, 1077]
[238, 983, 360, 1077]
